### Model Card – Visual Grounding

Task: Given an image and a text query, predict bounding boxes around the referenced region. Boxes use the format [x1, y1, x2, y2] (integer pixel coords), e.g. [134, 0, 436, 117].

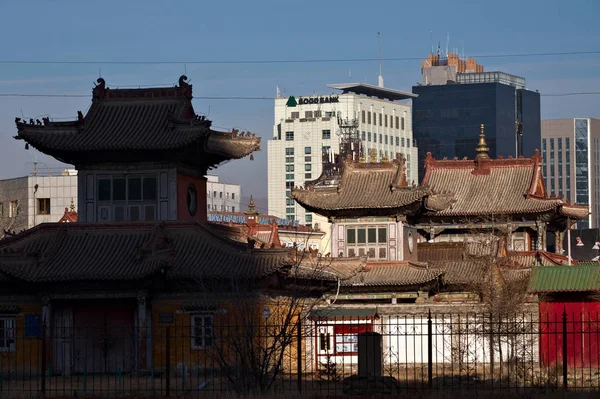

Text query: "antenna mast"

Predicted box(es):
[445, 32, 450, 58]
[378, 32, 384, 87]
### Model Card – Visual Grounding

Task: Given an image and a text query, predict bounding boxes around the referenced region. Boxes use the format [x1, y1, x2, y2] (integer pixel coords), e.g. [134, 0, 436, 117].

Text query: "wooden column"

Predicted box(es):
[137, 294, 148, 370]
[535, 221, 546, 251]
[555, 230, 565, 254]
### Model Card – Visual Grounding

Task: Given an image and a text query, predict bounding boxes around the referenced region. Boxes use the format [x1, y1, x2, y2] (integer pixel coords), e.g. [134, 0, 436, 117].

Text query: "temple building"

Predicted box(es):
[0, 77, 333, 376]
[416, 125, 589, 253]
[15, 76, 260, 223]
[293, 125, 588, 259]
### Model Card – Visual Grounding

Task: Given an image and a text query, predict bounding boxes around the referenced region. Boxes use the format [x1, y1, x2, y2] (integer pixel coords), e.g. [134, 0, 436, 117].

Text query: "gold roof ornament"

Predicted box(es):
[475, 124, 490, 160]
[369, 148, 377, 163]
[70, 198, 76, 212]
[244, 195, 259, 216]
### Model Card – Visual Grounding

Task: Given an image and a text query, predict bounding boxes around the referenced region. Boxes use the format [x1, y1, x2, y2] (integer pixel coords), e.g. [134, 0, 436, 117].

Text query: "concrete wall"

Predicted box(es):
[0, 173, 77, 233]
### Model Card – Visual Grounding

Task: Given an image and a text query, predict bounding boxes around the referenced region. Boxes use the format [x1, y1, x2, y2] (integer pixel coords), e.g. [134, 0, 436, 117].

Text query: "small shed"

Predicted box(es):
[529, 265, 600, 367]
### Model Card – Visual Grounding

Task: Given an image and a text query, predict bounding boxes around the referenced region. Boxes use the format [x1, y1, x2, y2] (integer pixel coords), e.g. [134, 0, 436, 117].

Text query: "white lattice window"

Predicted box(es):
[0, 317, 16, 352]
[191, 313, 214, 349]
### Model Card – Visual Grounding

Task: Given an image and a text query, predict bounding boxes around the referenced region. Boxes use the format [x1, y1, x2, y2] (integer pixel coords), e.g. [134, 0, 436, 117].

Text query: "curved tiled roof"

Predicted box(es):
[14, 77, 260, 165]
[291, 159, 429, 217]
[0, 222, 289, 283]
[422, 158, 561, 216]
[344, 262, 442, 287]
[420, 152, 589, 218]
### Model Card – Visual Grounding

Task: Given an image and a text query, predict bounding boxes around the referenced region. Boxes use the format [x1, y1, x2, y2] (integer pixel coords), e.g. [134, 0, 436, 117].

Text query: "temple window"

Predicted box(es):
[345, 225, 389, 260]
[96, 175, 158, 222]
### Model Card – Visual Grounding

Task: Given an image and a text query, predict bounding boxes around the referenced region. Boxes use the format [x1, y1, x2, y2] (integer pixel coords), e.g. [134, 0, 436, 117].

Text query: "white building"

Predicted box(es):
[0, 170, 78, 235]
[268, 83, 418, 253]
[205, 175, 241, 213]
[542, 118, 600, 228]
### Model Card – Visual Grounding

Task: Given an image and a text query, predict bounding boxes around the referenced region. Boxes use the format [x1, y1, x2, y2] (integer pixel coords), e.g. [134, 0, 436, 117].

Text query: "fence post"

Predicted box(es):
[427, 309, 432, 389]
[41, 322, 47, 395]
[562, 308, 568, 391]
[296, 318, 302, 393]
[166, 326, 171, 397]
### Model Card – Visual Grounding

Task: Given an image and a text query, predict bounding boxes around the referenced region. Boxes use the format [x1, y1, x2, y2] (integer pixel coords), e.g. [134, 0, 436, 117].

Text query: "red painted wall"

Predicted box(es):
[177, 174, 207, 222]
[539, 300, 600, 367]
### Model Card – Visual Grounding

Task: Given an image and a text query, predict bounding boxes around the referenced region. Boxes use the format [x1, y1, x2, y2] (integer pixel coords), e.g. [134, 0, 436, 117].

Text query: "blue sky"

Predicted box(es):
[0, 0, 598, 216]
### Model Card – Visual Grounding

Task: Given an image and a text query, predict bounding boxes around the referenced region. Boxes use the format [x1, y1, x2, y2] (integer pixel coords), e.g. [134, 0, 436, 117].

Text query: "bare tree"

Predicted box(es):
[197, 250, 337, 395]
[458, 214, 534, 382]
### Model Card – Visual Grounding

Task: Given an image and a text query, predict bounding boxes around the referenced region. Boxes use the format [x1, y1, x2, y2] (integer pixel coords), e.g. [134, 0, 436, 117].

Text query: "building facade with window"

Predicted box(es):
[541, 118, 600, 228]
[412, 52, 541, 180]
[0, 170, 78, 236]
[268, 83, 418, 254]
[205, 174, 240, 213]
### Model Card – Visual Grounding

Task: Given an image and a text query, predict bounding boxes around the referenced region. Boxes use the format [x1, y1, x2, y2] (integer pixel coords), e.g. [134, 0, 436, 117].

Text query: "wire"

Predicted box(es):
[0, 94, 275, 99]
[1, 92, 600, 100]
[0, 50, 598, 65]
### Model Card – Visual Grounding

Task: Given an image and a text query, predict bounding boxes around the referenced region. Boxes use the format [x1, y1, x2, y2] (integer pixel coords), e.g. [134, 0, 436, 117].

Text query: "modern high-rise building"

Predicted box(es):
[412, 52, 541, 179]
[541, 118, 600, 228]
[268, 83, 418, 253]
[205, 175, 240, 213]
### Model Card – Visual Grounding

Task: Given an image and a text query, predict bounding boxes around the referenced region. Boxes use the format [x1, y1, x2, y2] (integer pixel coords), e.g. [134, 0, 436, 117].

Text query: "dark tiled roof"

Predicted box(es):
[15, 77, 260, 165]
[429, 261, 484, 285]
[418, 242, 465, 262]
[421, 152, 588, 217]
[528, 265, 600, 293]
[0, 222, 289, 283]
[344, 262, 442, 287]
[291, 158, 429, 217]
[290, 257, 364, 282]
[506, 251, 572, 267]
[430, 259, 531, 286]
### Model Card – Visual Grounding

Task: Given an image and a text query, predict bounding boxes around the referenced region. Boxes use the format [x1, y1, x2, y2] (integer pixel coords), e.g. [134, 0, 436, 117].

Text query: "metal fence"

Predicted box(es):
[1, 310, 600, 397]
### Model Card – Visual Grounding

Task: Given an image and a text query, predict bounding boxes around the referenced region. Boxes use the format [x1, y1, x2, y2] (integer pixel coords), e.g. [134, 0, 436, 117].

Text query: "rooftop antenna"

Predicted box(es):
[276, 83, 281, 98]
[430, 31, 433, 54]
[377, 32, 384, 87]
[445, 32, 450, 58]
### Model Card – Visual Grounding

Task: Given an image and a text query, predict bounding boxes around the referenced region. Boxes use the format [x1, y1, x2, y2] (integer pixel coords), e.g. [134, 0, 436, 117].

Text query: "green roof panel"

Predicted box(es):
[528, 265, 600, 293]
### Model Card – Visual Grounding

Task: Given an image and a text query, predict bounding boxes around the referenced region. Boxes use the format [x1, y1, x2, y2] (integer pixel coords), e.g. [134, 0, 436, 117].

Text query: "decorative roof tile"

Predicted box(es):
[14, 77, 260, 166]
[421, 152, 589, 217]
[291, 157, 429, 217]
[0, 222, 289, 283]
[343, 261, 442, 287]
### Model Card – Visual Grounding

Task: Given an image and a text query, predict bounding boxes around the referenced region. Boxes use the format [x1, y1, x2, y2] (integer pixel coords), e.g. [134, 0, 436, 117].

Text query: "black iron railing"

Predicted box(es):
[0, 310, 599, 397]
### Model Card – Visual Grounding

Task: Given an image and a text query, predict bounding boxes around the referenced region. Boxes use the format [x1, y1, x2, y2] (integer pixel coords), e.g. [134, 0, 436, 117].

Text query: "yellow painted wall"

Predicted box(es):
[150, 298, 305, 376]
[0, 303, 43, 376]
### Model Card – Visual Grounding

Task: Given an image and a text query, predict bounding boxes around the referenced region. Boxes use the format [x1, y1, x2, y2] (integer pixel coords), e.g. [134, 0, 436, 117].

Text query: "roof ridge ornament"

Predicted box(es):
[475, 124, 490, 160]
[178, 75, 190, 88]
[245, 195, 260, 216]
[369, 148, 377, 163]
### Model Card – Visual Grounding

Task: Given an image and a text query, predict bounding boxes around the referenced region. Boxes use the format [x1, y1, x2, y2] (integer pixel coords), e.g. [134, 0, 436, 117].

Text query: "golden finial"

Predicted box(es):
[69, 198, 75, 212]
[475, 123, 490, 160]
[369, 148, 377, 163]
[359, 156, 366, 163]
[245, 195, 259, 215]
[382, 155, 389, 163]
